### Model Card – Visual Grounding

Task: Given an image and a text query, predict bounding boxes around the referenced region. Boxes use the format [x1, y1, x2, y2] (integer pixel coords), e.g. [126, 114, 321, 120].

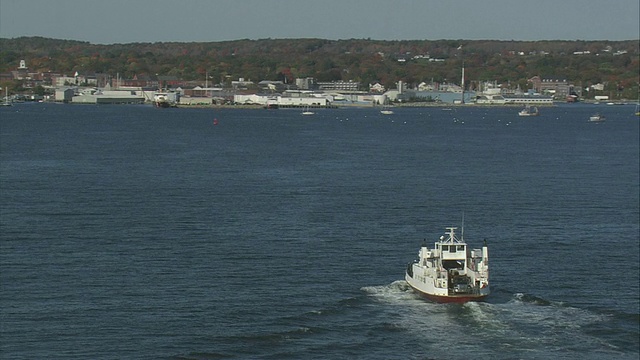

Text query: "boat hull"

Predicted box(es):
[406, 280, 488, 303]
[405, 272, 489, 303]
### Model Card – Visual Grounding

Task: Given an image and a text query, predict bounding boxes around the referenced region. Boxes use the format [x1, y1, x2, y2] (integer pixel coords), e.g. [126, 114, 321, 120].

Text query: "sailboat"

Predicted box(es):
[380, 98, 394, 114]
[1, 87, 12, 107]
[301, 105, 314, 115]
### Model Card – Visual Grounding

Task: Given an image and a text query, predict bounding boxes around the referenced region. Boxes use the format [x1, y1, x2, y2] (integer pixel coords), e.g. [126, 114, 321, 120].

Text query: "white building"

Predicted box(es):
[234, 94, 329, 107]
[369, 83, 385, 93]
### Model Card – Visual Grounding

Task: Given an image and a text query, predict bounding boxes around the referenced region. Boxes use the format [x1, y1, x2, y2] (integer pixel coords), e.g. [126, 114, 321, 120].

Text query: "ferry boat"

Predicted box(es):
[153, 92, 179, 108]
[405, 227, 489, 303]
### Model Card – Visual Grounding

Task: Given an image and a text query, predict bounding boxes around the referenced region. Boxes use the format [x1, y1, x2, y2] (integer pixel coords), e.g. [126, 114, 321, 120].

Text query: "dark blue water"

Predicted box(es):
[1, 103, 638, 359]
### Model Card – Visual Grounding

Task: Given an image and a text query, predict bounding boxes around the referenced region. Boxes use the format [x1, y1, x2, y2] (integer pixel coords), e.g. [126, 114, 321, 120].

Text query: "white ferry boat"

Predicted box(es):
[405, 227, 489, 303]
[153, 92, 179, 108]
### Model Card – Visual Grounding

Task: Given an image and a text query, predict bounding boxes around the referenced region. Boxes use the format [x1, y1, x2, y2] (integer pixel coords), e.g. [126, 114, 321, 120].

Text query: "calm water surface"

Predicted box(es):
[1, 103, 638, 359]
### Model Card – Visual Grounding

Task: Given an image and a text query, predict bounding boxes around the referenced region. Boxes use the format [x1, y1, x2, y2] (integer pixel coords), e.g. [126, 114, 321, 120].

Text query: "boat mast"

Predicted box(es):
[445, 227, 457, 243]
[461, 212, 465, 242]
[458, 45, 465, 104]
[461, 62, 465, 104]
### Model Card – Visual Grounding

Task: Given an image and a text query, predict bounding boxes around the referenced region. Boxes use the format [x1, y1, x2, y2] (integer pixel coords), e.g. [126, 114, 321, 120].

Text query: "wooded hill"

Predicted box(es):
[1, 37, 638, 99]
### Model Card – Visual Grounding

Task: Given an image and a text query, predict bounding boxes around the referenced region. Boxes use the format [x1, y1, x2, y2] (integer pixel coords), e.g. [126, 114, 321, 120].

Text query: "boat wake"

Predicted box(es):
[511, 292, 555, 306]
[358, 281, 631, 359]
[360, 280, 413, 297]
[200, 283, 637, 359]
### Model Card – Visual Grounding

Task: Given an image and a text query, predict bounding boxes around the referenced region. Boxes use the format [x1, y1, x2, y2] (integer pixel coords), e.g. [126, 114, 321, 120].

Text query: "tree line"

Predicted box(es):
[0, 37, 638, 99]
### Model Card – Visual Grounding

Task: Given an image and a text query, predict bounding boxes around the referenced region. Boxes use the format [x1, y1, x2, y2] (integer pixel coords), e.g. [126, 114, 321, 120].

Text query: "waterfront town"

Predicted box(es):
[0, 59, 585, 108]
[1, 39, 636, 108]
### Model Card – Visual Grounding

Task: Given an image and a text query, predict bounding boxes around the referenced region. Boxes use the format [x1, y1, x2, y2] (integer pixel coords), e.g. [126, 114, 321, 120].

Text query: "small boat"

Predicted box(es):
[405, 226, 489, 303]
[301, 106, 314, 115]
[518, 105, 539, 117]
[380, 99, 394, 114]
[1, 87, 12, 107]
[589, 113, 605, 122]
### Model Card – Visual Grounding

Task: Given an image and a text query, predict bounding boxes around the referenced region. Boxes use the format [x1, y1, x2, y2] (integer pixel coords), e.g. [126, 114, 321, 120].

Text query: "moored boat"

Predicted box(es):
[380, 98, 394, 114]
[301, 106, 314, 115]
[153, 92, 179, 108]
[405, 226, 489, 303]
[589, 113, 605, 122]
[1, 87, 12, 106]
[518, 105, 539, 117]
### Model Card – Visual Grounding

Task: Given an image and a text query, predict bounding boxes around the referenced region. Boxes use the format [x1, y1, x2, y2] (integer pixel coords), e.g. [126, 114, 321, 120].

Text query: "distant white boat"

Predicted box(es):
[153, 92, 179, 108]
[301, 106, 314, 115]
[380, 99, 394, 114]
[1, 87, 12, 107]
[518, 105, 539, 117]
[589, 113, 605, 122]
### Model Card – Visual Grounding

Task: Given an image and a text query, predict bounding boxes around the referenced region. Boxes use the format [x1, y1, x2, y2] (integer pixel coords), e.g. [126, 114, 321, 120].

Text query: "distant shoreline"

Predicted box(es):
[21, 100, 632, 109]
[168, 103, 565, 109]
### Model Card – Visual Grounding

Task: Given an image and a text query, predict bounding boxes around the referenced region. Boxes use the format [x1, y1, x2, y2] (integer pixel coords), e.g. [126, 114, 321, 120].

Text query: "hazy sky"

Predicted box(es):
[1, 0, 638, 44]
